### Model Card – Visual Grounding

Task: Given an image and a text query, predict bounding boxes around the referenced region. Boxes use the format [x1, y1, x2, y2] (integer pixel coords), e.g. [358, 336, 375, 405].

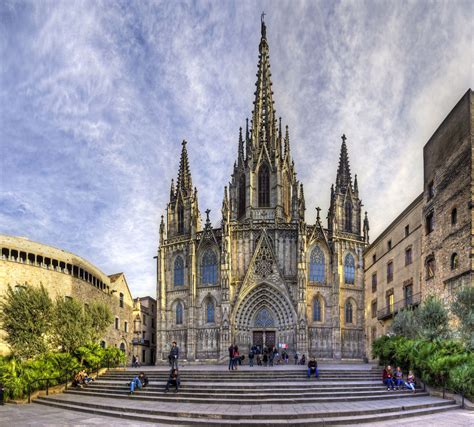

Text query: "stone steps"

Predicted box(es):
[65, 388, 428, 404]
[34, 394, 459, 425]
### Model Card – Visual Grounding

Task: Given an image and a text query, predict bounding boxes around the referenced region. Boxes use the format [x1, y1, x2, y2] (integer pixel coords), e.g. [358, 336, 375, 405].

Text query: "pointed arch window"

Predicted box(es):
[345, 300, 353, 324]
[177, 204, 184, 234]
[174, 256, 184, 286]
[345, 201, 352, 232]
[309, 246, 325, 283]
[258, 164, 270, 207]
[344, 253, 355, 285]
[202, 250, 217, 285]
[450, 253, 458, 270]
[206, 300, 215, 323]
[313, 297, 322, 322]
[176, 302, 183, 325]
[238, 175, 246, 218]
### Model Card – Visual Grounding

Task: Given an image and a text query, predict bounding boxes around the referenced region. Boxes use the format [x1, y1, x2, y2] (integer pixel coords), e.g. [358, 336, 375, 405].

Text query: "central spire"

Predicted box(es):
[251, 13, 277, 155]
[176, 139, 193, 197]
[335, 134, 353, 194]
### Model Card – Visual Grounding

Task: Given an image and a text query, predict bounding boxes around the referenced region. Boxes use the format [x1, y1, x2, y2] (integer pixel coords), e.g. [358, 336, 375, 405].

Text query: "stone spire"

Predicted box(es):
[251, 13, 277, 154]
[176, 140, 193, 197]
[335, 134, 352, 194]
[237, 127, 244, 167]
[363, 211, 370, 243]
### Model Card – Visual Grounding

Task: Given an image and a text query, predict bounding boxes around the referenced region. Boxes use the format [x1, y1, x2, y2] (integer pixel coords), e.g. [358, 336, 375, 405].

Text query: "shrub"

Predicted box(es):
[451, 286, 474, 350]
[449, 361, 474, 399]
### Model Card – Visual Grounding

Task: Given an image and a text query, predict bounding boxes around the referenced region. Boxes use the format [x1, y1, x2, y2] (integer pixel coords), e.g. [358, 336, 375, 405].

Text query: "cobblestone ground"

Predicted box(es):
[1, 404, 473, 426]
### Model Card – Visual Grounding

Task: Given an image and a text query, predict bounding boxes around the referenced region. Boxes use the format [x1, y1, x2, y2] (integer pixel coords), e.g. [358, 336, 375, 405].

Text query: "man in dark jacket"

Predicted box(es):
[307, 358, 318, 378]
[228, 344, 235, 370]
[169, 341, 179, 369]
[165, 368, 180, 392]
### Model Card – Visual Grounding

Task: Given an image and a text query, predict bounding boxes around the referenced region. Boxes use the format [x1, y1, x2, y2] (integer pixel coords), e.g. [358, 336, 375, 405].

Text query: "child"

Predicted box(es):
[405, 370, 416, 393]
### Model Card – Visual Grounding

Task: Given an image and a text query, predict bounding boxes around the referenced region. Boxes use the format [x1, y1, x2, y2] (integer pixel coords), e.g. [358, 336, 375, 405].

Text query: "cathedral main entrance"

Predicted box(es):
[252, 330, 276, 351]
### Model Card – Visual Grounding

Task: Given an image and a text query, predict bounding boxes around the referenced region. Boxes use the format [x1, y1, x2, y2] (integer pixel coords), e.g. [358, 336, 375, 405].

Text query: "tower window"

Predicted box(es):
[405, 247, 412, 266]
[206, 300, 215, 323]
[174, 256, 184, 286]
[258, 164, 270, 207]
[202, 249, 217, 285]
[371, 273, 377, 293]
[345, 301, 353, 324]
[309, 246, 325, 283]
[177, 204, 184, 234]
[405, 225, 410, 237]
[387, 261, 393, 283]
[176, 302, 183, 325]
[426, 255, 435, 279]
[119, 292, 124, 308]
[313, 297, 322, 322]
[238, 175, 246, 218]
[344, 201, 352, 232]
[451, 208, 457, 226]
[450, 253, 458, 270]
[427, 181, 434, 200]
[344, 253, 355, 285]
[387, 240, 392, 251]
[371, 299, 377, 318]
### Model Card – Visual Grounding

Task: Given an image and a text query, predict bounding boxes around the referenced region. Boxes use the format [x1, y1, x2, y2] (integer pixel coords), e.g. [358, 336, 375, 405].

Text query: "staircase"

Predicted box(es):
[34, 366, 459, 425]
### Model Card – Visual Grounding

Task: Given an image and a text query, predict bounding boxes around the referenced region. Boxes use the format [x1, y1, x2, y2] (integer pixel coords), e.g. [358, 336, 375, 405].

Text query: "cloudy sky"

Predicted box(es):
[1, 0, 472, 297]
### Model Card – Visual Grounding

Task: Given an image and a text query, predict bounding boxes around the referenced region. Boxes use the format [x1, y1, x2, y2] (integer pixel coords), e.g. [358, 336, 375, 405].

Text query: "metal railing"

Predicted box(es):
[377, 292, 421, 320]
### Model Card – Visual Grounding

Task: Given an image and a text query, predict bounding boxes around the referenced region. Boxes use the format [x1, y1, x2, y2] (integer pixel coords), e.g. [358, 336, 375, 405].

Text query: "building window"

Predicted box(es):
[451, 208, 457, 226]
[120, 342, 125, 352]
[309, 246, 325, 283]
[427, 181, 434, 200]
[115, 317, 119, 330]
[176, 302, 183, 325]
[202, 249, 218, 285]
[371, 273, 377, 293]
[387, 240, 392, 251]
[238, 175, 246, 218]
[372, 253, 376, 264]
[344, 253, 355, 285]
[124, 321, 128, 333]
[405, 247, 412, 266]
[174, 256, 184, 286]
[345, 301, 353, 324]
[371, 326, 376, 342]
[313, 298, 322, 322]
[177, 204, 184, 234]
[258, 164, 270, 207]
[386, 290, 394, 314]
[371, 299, 377, 319]
[206, 301, 215, 323]
[450, 253, 458, 270]
[143, 314, 147, 326]
[387, 261, 393, 283]
[426, 255, 435, 279]
[345, 201, 352, 232]
[426, 212, 434, 234]
[405, 225, 410, 237]
[119, 292, 124, 308]
[404, 284, 413, 306]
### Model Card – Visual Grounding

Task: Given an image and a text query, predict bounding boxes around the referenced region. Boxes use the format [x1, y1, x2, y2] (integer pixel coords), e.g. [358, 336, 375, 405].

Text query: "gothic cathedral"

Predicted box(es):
[156, 19, 370, 362]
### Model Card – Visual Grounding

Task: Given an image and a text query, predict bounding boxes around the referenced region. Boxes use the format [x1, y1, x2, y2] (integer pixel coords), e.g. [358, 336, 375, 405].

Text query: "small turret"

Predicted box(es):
[363, 211, 370, 243]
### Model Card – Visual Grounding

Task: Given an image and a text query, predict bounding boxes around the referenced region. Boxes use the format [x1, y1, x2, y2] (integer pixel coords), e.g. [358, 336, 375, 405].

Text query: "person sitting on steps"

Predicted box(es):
[307, 357, 318, 379]
[138, 372, 149, 388]
[405, 370, 416, 393]
[383, 365, 395, 390]
[394, 367, 404, 390]
[129, 375, 142, 394]
[165, 368, 180, 392]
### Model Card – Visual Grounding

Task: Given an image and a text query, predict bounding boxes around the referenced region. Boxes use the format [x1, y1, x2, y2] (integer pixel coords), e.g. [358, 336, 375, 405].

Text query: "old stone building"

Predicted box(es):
[364, 89, 473, 356]
[133, 296, 157, 365]
[0, 234, 135, 360]
[156, 19, 369, 362]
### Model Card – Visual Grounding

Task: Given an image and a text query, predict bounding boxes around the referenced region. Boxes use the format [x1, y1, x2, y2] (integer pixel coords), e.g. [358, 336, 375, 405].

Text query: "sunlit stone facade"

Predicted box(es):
[156, 20, 369, 363]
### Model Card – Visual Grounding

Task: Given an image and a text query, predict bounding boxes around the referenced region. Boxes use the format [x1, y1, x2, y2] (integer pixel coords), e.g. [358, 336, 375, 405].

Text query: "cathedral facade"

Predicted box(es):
[156, 19, 369, 362]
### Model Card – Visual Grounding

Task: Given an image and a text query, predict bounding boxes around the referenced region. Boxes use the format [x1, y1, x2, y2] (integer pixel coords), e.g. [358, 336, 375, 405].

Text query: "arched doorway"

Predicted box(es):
[233, 282, 296, 352]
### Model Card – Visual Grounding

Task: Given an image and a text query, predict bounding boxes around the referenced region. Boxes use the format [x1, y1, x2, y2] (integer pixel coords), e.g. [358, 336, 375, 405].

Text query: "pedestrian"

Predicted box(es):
[132, 355, 137, 368]
[249, 348, 255, 367]
[233, 345, 240, 370]
[228, 344, 235, 370]
[263, 351, 268, 367]
[169, 341, 179, 369]
[294, 352, 299, 365]
[300, 354, 306, 365]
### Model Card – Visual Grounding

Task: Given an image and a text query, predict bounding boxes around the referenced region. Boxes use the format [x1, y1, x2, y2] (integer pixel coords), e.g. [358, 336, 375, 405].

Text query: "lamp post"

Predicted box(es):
[133, 314, 142, 359]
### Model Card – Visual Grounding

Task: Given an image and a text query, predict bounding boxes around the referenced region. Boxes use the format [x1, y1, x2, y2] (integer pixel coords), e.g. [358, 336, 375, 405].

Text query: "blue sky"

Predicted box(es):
[0, 0, 472, 297]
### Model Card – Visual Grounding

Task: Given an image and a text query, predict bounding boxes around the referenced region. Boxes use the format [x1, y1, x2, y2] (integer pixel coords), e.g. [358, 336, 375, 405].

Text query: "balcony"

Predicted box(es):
[132, 338, 150, 347]
[377, 292, 421, 321]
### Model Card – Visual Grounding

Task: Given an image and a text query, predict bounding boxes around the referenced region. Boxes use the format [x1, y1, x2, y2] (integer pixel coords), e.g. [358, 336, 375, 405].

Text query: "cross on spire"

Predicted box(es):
[341, 134, 346, 144]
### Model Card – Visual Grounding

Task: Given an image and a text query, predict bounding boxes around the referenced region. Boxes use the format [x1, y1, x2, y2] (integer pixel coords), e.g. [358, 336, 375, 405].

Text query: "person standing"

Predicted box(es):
[249, 348, 255, 367]
[294, 352, 299, 365]
[233, 345, 240, 370]
[169, 341, 179, 370]
[228, 344, 235, 370]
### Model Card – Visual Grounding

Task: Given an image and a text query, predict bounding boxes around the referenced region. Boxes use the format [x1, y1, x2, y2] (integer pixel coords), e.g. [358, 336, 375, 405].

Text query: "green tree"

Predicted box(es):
[0, 285, 53, 359]
[417, 295, 450, 340]
[451, 286, 474, 350]
[391, 308, 419, 338]
[85, 302, 113, 343]
[52, 297, 88, 354]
